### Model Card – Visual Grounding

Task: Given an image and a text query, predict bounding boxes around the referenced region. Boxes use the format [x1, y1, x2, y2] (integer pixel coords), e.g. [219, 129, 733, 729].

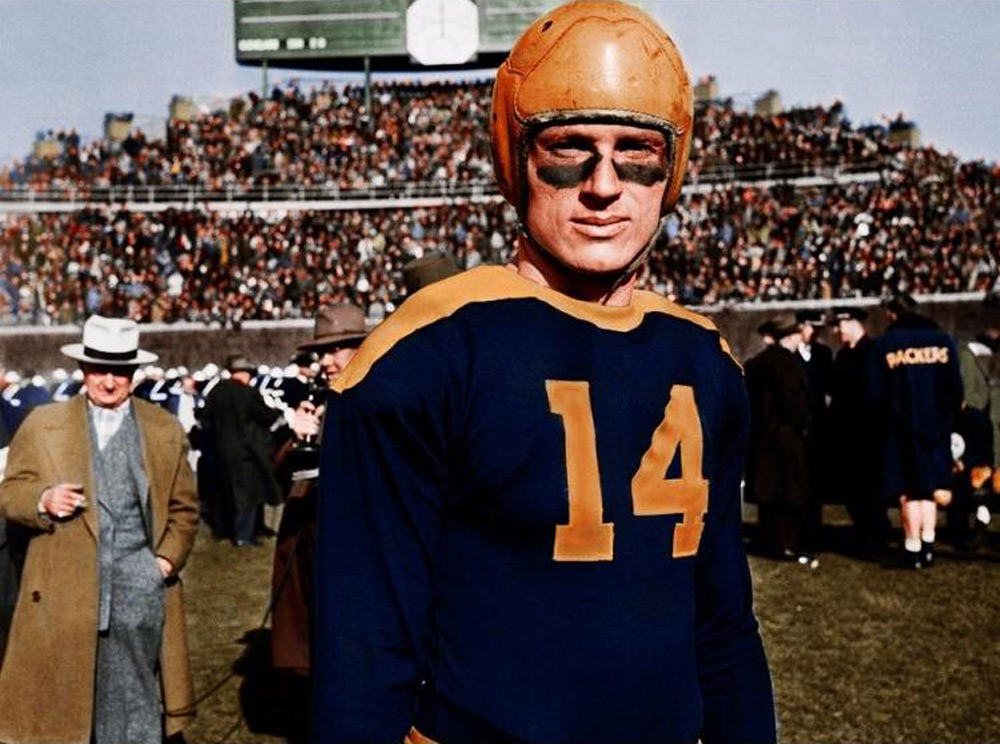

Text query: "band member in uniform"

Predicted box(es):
[313, 4, 775, 742]
[278, 351, 318, 413]
[875, 294, 963, 568]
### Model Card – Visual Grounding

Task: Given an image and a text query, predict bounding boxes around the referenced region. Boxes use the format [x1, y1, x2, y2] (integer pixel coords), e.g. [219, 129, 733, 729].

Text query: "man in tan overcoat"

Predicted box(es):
[0, 316, 198, 743]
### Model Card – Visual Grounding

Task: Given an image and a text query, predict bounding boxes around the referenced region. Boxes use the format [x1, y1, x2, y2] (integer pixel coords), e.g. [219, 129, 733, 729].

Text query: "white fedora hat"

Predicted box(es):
[61, 315, 158, 366]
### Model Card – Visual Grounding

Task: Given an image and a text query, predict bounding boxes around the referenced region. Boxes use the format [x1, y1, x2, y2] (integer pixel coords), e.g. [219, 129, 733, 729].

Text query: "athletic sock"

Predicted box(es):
[921, 529, 935, 544]
[904, 537, 922, 553]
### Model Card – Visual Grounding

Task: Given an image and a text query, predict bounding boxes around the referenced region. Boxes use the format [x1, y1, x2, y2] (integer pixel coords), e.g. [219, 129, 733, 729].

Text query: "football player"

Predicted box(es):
[875, 294, 964, 568]
[313, 2, 776, 742]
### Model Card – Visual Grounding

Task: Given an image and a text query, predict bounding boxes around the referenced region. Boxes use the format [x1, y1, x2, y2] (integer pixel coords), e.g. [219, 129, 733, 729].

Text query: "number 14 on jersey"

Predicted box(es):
[546, 381, 708, 562]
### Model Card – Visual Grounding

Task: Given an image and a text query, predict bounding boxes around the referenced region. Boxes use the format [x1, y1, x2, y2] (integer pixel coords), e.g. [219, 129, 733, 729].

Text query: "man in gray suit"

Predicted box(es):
[0, 316, 198, 744]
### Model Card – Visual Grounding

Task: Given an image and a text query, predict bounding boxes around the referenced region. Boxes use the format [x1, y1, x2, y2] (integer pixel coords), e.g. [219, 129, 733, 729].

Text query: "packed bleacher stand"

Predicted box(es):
[0, 79, 997, 324]
[0, 81, 922, 194]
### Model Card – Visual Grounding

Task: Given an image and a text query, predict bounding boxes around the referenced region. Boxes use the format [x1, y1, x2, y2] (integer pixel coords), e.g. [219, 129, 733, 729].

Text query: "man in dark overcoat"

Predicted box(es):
[796, 309, 835, 540]
[0, 315, 198, 744]
[828, 306, 889, 555]
[745, 313, 814, 564]
[201, 353, 283, 546]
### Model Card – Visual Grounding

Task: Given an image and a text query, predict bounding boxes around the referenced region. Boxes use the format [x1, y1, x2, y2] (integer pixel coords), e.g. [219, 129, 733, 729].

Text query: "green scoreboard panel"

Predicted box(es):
[477, 1, 561, 54]
[234, 0, 566, 71]
[235, 1, 407, 63]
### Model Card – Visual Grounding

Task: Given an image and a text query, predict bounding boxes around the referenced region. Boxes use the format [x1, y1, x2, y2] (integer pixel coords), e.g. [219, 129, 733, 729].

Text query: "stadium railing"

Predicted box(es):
[0, 158, 887, 209]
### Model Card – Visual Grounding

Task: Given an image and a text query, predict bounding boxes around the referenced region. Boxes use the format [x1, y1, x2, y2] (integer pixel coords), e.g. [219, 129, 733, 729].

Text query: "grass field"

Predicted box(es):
[181, 509, 1000, 744]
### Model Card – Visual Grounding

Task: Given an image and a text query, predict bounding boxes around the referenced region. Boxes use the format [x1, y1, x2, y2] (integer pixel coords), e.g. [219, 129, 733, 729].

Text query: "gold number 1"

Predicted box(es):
[547, 382, 708, 562]
[546, 381, 615, 561]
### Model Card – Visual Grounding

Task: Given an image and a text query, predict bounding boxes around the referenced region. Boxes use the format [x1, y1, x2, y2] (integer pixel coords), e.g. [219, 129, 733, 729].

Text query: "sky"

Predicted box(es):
[0, 0, 998, 169]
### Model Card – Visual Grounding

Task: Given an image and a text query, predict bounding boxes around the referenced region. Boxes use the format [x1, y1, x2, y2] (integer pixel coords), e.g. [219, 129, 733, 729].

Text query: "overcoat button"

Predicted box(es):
[31, 591, 41, 602]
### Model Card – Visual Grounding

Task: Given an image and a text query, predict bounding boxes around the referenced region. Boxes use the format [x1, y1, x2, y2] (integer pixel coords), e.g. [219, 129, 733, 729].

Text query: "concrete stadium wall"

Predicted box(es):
[0, 294, 992, 375]
[0, 321, 316, 375]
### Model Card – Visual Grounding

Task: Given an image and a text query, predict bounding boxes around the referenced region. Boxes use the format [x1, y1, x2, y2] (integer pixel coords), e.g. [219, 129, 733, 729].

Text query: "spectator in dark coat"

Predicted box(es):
[829, 307, 890, 555]
[796, 309, 835, 539]
[745, 313, 816, 565]
[201, 354, 283, 547]
[874, 294, 963, 568]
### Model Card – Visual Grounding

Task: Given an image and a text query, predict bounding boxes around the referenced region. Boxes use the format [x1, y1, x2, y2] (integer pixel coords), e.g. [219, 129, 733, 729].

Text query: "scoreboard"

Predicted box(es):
[234, 0, 565, 70]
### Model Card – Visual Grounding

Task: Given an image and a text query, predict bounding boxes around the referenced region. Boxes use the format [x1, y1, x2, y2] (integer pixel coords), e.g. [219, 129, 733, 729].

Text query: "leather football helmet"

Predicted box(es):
[491, 0, 693, 217]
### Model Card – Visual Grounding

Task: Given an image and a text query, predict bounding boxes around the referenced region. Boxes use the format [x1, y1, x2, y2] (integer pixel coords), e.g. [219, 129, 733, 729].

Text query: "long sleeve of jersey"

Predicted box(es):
[313, 339, 455, 744]
[312, 266, 775, 744]
[695, 374, 776, 744]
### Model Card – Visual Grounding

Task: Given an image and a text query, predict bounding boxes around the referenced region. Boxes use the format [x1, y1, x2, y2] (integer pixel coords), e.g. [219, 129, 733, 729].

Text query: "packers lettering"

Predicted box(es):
[885, 346, 950, 369]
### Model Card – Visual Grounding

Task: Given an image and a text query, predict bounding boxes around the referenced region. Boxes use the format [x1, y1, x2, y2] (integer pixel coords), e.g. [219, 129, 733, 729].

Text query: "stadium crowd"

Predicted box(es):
[0, 203, 513, 325]
[1, 156, 997, 324]
[2, 81, 909, 194]
[1, 79, 997, 325]
[0, 81, 497, 194]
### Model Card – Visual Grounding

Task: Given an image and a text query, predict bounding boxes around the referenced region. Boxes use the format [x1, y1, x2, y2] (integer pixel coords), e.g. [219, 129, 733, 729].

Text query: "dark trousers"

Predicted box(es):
[758, 502, 807, 555]
[235, 507, 258, 544]
[846, 491, 890, 551]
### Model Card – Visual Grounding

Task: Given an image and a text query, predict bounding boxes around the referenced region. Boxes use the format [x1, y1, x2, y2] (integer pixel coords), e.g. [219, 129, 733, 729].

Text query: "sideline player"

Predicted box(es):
[875, 294, 963, 568]
[313, 3, 776, 742]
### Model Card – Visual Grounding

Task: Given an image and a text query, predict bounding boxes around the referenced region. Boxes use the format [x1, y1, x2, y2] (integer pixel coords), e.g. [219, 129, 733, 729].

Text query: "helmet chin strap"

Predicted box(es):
[517, 215, 667, 298]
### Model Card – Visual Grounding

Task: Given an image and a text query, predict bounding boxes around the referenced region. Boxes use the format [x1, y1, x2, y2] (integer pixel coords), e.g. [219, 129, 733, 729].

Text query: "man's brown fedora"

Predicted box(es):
[225, 353, 256, 373]
[403, 252, 461, 295]
[298, 304, 369, 351]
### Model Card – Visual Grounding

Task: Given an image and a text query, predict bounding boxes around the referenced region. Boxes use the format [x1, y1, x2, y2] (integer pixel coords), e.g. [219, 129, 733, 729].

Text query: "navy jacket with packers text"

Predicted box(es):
[314, 266, 775, 744]
[874, 312, 963, 498]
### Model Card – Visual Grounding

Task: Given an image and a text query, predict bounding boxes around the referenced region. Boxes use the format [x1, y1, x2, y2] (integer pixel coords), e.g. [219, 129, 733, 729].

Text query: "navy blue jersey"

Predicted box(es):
[314, 266, 775, 744]
[874, 313, 963, 498]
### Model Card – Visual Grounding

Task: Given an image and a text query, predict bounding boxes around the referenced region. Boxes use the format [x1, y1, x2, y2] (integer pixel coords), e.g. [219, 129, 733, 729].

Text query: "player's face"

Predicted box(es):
[525, 123, 669, 275]
[82, 363, 135, 409]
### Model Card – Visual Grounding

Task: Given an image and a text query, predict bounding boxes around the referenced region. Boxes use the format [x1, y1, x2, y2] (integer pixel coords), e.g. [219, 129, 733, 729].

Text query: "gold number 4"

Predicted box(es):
[546, 381, 708, 562]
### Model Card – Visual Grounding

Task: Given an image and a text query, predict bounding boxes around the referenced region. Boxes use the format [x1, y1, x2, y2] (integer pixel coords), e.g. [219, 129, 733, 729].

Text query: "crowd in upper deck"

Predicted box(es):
[0, 79, 996, 324]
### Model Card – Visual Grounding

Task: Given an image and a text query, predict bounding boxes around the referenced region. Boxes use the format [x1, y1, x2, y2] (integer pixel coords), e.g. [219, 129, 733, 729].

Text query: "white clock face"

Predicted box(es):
[406, 0, 480, 66]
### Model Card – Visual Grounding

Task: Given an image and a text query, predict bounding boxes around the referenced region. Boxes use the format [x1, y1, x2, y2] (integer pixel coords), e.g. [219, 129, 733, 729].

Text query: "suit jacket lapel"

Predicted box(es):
[41, 396, 98, 541]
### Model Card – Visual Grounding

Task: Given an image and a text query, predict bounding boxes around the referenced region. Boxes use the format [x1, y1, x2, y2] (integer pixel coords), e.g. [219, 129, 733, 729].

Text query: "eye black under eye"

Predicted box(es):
[612, 160, 668, 186]
[537, 155, 599, 188]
